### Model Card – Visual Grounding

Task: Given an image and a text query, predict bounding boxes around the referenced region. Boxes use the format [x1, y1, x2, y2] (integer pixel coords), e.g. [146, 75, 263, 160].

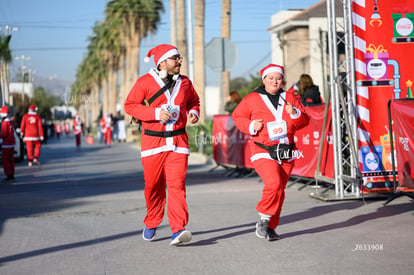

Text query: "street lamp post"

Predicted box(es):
[14, 55, 31, 108]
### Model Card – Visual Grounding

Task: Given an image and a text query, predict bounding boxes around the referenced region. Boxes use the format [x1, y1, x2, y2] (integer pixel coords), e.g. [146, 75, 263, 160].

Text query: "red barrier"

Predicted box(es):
[390, 100, 414, 189]
[212, 104, 334, 178]
[212, 115, 253, 168]
[292, 104, 334, 178]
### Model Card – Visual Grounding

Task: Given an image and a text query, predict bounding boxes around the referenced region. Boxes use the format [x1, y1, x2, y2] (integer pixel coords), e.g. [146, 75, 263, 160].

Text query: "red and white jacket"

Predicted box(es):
[73, 117, 84, 135]
[232, 87, 309, 162]
[125, 68, 200, 158]
[0, 117, 16, 149]
[100, 115, 112, 133]
[20, 111, 44, 141]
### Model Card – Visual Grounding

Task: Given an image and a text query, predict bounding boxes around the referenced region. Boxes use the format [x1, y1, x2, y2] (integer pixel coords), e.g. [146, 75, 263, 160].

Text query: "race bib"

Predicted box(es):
[267, 120, 287, 141]
[161, 104, 180, 124]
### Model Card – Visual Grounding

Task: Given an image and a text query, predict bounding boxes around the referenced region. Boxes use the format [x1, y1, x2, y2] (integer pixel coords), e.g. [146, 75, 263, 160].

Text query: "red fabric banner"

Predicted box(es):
[390, 100, 414, 189]
[212, 104, 334, 178]
[212, 115, 253, 168]
[292, 104, 334, 179]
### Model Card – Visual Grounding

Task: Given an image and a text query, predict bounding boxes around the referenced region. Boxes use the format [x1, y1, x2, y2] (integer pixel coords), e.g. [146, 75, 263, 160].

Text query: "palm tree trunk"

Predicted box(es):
[108, 66, 118, 115]
[170, 0, 177, 46]
[176, 0, 188, 76]
[102, 78, 108, 114]
[194, 0, 205, 123]
[221, 0, 231, 113]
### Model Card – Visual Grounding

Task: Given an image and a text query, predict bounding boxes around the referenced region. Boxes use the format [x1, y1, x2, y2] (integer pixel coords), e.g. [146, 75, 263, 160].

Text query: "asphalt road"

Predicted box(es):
[0, 135, 413, 275]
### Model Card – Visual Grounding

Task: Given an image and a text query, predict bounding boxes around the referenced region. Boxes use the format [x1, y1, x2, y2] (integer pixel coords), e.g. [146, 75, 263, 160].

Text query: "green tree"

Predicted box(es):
[230, 77, 249, 93]
[236, 73, 262, 98]
[32, 87, 63, 120]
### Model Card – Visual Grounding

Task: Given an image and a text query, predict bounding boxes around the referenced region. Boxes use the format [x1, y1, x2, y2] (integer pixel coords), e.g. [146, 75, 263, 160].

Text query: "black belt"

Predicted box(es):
[144, 128, 186, 138]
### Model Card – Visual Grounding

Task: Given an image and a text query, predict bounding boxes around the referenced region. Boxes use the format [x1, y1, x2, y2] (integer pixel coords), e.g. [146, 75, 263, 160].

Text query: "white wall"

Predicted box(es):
[204, 86, 220, 118]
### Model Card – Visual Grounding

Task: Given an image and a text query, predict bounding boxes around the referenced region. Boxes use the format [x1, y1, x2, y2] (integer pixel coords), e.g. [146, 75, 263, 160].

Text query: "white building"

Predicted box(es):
[9, 82, 34, 98]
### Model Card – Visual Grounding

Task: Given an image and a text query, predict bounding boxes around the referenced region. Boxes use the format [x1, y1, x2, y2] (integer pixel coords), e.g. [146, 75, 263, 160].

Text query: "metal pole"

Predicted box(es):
[186, 0, 194, 82]
[327, 0, 343, 198]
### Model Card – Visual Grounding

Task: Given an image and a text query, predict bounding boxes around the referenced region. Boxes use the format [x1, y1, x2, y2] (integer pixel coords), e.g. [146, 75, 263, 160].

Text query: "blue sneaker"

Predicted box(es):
[170, 230, 192, 246]
[142, 226, 157, 241]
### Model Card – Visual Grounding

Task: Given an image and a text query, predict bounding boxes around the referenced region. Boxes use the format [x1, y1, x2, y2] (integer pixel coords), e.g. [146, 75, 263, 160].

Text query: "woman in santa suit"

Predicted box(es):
[232, 64, 309, 241]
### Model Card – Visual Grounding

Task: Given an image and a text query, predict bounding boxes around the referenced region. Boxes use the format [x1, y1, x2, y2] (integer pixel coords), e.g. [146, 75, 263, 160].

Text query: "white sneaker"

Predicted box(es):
[170, 230, 192, 246]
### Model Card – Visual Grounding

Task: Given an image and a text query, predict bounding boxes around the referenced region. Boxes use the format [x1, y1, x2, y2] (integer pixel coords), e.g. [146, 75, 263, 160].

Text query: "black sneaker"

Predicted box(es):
[1, 177, 15, 183]
[255, 219, 269, 239]
[266, 228, 280, 241]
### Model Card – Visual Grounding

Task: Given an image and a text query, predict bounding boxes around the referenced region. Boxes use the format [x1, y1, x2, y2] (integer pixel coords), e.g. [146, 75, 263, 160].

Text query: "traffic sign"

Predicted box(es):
[205, 37, 237, 72]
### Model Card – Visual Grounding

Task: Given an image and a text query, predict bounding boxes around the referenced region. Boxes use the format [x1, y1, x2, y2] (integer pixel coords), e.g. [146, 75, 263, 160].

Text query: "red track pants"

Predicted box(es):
[26, 140, 41, 161]
[253, 158, 294, 230]
[104, 129, 112, 145]
[75, 134, 81, 147]
[142, 152, 189, 233]
[2, 148, 15, 177]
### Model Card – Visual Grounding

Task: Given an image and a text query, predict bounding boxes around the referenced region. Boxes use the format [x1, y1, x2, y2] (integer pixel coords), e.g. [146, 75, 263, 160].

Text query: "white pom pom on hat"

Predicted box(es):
[144, 44, 180, 66]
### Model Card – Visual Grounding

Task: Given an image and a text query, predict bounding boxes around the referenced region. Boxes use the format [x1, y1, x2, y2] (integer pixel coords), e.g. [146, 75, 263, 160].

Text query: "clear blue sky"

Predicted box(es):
[0, 0, 320, 87]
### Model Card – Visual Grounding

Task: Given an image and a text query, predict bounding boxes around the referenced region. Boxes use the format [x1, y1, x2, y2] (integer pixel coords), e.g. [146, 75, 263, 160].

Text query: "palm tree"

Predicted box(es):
[73, 0, 164, 127]
[194, 0, 205, 122]
[106, 0, 164, 106]
[0, 34, 12, 106]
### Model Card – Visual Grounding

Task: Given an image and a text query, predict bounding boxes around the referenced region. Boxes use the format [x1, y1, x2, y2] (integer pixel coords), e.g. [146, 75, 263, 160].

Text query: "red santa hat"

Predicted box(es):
[260, 64, 284, 79]
[144, 44, 180, 66]
[0, 106, 8, 117]
[29, 104, 38, 112]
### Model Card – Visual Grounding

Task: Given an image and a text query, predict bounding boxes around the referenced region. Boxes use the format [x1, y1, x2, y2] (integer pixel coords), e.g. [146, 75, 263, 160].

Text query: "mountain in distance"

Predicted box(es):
[33, 75, 73, 99]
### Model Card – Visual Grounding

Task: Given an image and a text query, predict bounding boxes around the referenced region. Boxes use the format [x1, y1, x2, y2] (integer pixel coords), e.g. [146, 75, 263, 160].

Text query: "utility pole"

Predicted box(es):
[187, 0, 194, 82]
[14, 55, 31, 108]
[0, 25, 20, 35]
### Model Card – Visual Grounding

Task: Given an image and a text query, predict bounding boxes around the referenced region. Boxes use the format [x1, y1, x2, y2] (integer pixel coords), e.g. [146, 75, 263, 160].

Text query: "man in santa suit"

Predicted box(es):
[20, 104, 44, 166]
[125, 44, 200, 246]
[232, 64, 309, 241]
[0, 106, 16, 182]
[72, 114, 84, 149]
[99, 112, 112, 147]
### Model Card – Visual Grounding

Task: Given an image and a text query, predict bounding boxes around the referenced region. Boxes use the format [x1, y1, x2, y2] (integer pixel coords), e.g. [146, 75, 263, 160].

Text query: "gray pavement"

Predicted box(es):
[0, 135, 413, 275]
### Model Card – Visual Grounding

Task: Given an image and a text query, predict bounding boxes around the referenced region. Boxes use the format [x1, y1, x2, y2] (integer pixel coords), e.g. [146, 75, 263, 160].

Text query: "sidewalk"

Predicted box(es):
[0, 136, 413, 274]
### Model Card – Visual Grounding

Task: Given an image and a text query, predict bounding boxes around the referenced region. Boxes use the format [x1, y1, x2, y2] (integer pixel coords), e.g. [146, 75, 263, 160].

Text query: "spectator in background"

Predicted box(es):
[115, 111, 127, 142]
[224, 91, 242, 115]
[41, 119, 49, 144]
[296, 74, 322, 106]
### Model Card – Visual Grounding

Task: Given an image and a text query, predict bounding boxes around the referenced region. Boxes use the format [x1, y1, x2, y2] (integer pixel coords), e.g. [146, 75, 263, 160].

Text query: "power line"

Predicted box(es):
[241, 50, 272, 76]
